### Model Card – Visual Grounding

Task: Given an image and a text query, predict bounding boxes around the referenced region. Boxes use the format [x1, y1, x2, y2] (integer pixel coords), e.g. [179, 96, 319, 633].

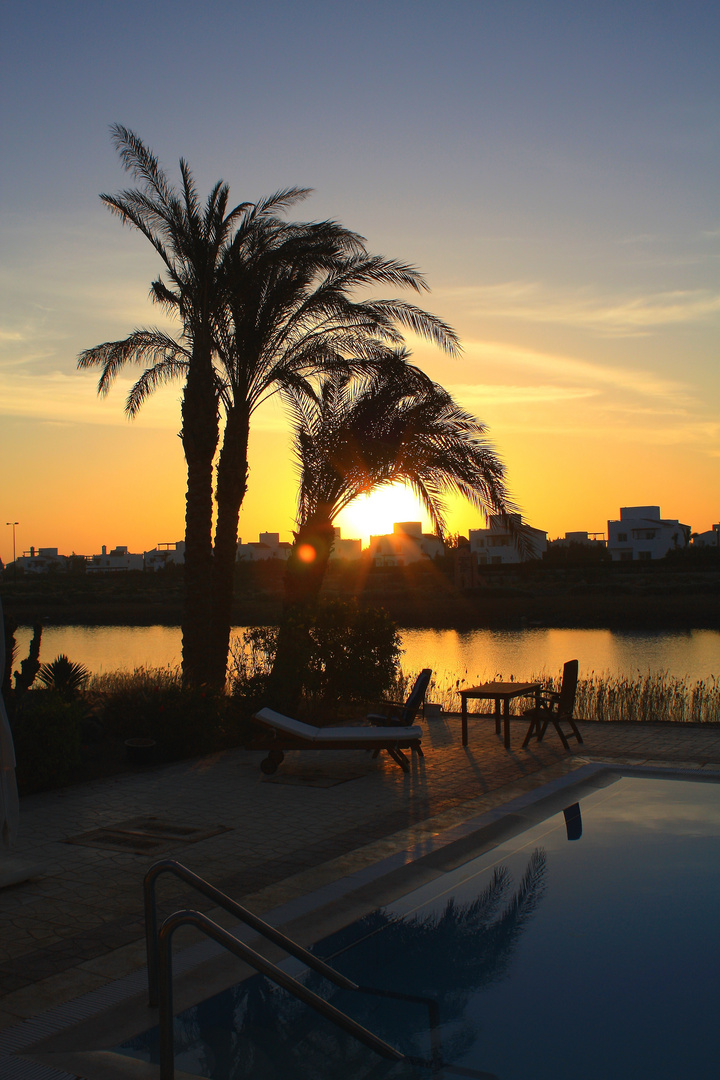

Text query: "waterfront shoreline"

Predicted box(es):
[2, 564, 718, 630]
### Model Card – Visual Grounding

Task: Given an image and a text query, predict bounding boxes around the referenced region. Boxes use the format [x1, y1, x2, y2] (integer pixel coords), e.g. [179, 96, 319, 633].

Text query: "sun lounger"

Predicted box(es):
[253, 707, 423, 774]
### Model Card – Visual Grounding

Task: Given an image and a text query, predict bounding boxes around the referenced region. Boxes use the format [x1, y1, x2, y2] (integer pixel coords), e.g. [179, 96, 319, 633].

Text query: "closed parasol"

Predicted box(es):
[0, 597, 20, 849]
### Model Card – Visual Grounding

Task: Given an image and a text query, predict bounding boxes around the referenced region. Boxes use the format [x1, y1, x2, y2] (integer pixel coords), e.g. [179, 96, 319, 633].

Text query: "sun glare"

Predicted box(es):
[335, 484, 430, 548]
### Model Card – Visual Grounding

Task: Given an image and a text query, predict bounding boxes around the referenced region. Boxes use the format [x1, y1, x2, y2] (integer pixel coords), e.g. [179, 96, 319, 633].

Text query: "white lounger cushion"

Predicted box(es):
[255, 708, 421, 743]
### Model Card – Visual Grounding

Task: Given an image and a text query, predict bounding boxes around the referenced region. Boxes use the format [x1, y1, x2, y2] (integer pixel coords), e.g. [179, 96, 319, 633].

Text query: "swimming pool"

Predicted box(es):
[118, 773, 720, 1080]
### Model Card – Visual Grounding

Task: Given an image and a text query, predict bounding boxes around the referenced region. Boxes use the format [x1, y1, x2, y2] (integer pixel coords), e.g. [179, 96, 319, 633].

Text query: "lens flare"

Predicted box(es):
[297, 543, 316, 563]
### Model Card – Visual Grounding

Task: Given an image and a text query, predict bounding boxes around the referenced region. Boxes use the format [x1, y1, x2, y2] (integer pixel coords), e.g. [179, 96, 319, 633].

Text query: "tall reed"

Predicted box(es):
[413, 669, 720, 725]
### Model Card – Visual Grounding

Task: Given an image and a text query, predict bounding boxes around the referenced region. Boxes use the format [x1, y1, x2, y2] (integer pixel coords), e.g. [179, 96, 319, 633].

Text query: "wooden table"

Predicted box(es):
[459, 682, 541, 749]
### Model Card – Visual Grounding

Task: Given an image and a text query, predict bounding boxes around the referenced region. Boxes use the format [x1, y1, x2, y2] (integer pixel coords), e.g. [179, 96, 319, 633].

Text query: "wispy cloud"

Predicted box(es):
[463, 339, 690, 401]
[442, 281, 720, 336]
[0, 368, 292, 434]
[0, 370, 181, 429]
[445, 382, 597, 407]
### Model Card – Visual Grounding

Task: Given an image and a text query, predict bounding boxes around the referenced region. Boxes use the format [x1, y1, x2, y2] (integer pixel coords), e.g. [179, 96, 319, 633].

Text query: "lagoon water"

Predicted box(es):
[12, 624, 719, 683]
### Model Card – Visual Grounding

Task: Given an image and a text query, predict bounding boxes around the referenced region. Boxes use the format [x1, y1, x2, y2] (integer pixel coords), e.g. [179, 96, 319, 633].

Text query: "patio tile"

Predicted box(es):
[2, 715, 719, 1026]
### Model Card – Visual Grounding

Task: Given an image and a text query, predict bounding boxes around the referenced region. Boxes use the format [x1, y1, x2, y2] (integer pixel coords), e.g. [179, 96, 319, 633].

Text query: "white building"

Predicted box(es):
[607, 507, 690, 561]
[691, 525, 720, 549]
[469, 514, 547, 565]
[144, 541, 185, 571]
[552, 531, 606, 547]
[237, 532, 293, 562]
[87, 545, 144, 572]
[367, 522, 444, 566]
[329, 527, 362, 561]
[16, 546, 68, 573]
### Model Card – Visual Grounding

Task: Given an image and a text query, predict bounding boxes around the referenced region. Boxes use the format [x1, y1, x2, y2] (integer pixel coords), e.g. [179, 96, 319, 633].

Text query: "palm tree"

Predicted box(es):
[79, 128, 460, 689]
[269, 357, 523, 709]
[78, 126, 308, 685]
[206, 224, 460, 686]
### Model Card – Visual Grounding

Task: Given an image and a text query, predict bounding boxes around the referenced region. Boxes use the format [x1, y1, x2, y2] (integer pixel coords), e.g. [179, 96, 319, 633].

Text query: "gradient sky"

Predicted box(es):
[1, 0, 718, 562]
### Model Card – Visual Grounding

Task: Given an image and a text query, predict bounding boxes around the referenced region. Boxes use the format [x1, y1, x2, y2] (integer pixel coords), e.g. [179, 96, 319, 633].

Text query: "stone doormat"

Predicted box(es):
[262, 763, 371, 787]
[66, 816, 231, 854]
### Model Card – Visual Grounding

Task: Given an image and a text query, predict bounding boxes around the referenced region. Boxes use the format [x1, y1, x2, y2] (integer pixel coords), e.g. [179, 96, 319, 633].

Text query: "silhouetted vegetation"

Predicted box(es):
[232, 599, 401, 720]
[423, 668, 720, 726]
[79, 127, 460, 692]
[269, 362, 520, 711]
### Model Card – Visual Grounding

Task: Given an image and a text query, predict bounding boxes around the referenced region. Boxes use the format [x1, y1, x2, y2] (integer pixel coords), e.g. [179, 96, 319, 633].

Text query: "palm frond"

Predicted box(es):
[77, 329, 187, 400]
[126, 356, 188, 417]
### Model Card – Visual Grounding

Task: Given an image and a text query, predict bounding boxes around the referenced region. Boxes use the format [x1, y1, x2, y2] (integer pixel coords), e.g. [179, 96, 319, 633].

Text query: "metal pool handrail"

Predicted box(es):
[147, 860, 499, 1080]
[157, 909, 406, 1080]
[144, 858, 359, 1006]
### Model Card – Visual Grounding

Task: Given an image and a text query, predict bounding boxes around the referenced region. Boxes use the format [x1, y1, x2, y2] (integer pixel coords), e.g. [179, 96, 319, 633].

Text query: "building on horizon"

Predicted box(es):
[691, 524, 720, 548]
[15, 546, 68, 574]
[236, 532, 293, 562]
[607, 506, 690, 561]
[469, 514, 547, 565]
[366, 522, 444, 566]
[87, 545, 144, 572]
[329, 527, 362, 561]
[143, 541, 185, 571]
[550, 531, 607, 547]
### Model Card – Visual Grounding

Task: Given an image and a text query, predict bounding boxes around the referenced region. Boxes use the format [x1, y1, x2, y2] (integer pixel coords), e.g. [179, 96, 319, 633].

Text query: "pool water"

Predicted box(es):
[120, 776, 720, 1079]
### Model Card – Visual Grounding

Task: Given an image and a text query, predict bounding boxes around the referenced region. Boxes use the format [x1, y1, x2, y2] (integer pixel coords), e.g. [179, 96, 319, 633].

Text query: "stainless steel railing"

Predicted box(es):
[145, 859, 498, 1080]
[144, 859, 358, 1007]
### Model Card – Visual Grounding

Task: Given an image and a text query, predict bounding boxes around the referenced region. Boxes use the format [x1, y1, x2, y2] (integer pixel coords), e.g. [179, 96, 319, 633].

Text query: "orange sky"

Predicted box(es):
[1, 3, 718, 563]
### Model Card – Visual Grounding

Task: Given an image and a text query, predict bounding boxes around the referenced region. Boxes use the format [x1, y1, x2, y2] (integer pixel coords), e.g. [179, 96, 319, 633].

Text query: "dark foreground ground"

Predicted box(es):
[2, 712, 720, 1029]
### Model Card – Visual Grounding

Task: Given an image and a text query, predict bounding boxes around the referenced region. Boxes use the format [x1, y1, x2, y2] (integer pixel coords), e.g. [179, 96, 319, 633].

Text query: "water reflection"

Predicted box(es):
[123, 850, 547, 1079]
[12, 624, 719, 683]
[563, 803, 583, 841]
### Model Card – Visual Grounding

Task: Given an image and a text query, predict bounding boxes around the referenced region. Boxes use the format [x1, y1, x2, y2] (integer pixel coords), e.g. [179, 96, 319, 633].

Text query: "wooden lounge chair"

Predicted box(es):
[367, 668, 432, 730]
[522, 659, 583, 750]
[254, 707, 423, 775]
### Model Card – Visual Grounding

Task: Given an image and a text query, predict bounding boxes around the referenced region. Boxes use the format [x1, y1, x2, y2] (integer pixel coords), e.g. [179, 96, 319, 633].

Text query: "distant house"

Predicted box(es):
[144, 541, 185, 571]
[367, 522, 444, 567]
[691, 525, 720, 549]
[236, 532, 293, 562]
[329, 527, 362, 561]
[16, 546, 68, 574]
[87, 545, 144, 572]
[551, 531, 607, 548]
[607, 507, 690, 561]
[469, 514, 547, 565]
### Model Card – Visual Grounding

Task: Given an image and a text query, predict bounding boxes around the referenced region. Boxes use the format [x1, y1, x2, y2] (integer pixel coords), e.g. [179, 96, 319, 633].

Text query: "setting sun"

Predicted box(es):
[335, 484, 432, 548]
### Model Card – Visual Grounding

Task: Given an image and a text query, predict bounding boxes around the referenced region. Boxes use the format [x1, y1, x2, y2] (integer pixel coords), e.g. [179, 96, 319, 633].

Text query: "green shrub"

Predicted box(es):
[94, 666, 233, 758]
[229, 600, 401, 715]
[12, 691, 83, 793]
[305, 599, 401, 704]
[228, 627, 277, 718]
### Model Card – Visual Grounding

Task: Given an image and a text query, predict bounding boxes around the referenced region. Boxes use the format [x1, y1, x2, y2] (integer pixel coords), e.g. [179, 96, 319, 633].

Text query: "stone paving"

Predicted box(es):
[2, 714, 720, 1031]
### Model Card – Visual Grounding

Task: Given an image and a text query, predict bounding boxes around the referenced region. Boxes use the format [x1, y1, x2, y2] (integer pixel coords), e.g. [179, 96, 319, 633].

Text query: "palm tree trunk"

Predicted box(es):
[208, 406, 251, 690]
[267, 520, 335, 714]
[180, 349, 219, 688]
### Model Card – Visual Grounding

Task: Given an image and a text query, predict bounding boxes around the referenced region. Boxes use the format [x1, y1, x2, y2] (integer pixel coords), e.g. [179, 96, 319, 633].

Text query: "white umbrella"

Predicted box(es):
[0, 597, 20, 849]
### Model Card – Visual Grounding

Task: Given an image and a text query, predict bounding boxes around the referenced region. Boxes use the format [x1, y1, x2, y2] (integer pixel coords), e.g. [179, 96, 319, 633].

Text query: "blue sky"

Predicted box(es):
[1, 1, 718, 558]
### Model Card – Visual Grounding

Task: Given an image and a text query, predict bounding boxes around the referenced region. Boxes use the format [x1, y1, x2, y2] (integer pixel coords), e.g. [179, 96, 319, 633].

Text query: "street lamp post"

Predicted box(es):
[6, 522, 18, 568]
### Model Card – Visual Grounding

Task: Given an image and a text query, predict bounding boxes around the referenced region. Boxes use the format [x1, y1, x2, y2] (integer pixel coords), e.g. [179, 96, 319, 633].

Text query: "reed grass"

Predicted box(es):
[83, 662, 720, 726]
[88, 665, 182, 694]
[413, 668, 720, 725]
